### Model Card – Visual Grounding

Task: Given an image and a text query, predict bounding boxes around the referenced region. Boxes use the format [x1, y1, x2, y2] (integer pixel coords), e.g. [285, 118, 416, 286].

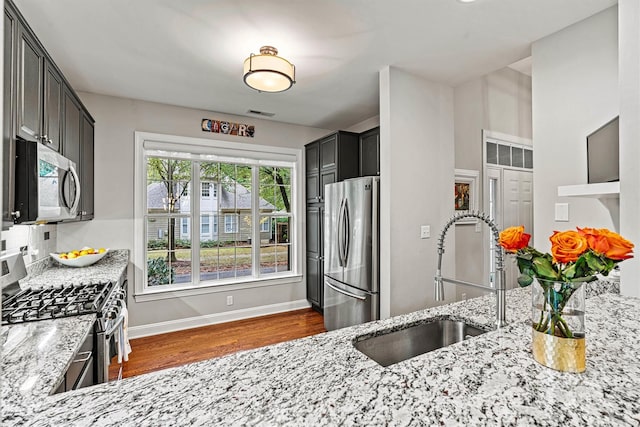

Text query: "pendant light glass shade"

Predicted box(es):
[243, 46, 295, 93]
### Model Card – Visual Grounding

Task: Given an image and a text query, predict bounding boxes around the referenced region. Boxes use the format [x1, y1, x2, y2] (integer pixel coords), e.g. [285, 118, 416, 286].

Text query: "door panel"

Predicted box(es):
[502, 169, 534, 289]
[319, 170, 335, 203]
[323, 181, 343, 282]
[343, 177, 374, 292]
[323, 276, 377, 331]
[17, 25, 43, 142]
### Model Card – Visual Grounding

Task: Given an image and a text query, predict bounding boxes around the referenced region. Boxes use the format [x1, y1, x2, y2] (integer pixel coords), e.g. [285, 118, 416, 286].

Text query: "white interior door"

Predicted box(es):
[495, 169, 534, 289]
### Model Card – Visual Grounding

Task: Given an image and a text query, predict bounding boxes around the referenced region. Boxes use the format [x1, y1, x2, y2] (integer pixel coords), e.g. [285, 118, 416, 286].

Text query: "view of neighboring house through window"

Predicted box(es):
[143, 150, 295, 289]
[224, 214, 238, 233]
[201, 215, 210, 235]
[201, 182, 210, 197]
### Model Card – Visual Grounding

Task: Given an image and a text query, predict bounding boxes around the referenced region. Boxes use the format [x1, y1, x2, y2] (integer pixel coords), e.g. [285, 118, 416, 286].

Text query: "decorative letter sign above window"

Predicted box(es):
[201, 119, 255, 138]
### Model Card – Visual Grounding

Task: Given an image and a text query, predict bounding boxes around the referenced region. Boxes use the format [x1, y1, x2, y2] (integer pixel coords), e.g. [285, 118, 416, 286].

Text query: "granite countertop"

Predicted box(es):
[20, 250, 130, 289]
[1, 250, 129, 425]
[2, 276, 638, 426]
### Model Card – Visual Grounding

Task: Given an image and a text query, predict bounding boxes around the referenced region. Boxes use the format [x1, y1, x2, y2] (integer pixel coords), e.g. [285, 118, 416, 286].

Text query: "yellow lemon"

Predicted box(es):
[98, 248, 106, 253]
[68, 253, 77, 259]
[79, 250, 89, 256]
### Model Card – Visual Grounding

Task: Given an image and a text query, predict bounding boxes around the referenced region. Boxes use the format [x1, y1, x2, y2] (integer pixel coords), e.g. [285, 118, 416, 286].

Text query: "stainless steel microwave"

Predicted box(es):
[13, 139, 80, 224]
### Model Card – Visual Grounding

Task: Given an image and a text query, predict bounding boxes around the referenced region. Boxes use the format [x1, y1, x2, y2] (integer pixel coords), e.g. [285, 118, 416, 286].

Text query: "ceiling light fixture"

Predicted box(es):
[243, 46, 296, 93]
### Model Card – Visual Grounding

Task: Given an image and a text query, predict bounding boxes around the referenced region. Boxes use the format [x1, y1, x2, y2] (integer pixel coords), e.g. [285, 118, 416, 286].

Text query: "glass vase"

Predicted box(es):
[531, 278, 586, 373]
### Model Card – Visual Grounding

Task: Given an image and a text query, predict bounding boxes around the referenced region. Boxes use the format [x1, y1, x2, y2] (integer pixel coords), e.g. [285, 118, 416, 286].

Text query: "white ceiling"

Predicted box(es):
[14, 0, 616, 130]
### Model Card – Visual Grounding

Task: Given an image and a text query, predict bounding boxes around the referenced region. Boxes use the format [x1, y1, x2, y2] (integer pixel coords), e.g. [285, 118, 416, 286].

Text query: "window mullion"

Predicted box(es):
[251, 166, 260, 277]
[192, 162, 201, 285]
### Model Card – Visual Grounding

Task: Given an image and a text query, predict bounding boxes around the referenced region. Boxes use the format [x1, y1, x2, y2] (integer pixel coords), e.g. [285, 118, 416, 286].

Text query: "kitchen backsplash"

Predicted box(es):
[1, 224, 57, 267]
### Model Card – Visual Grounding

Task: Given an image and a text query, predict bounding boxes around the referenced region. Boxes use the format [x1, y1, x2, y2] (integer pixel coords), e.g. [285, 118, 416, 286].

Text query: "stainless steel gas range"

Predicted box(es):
[1, 253, 127, 392]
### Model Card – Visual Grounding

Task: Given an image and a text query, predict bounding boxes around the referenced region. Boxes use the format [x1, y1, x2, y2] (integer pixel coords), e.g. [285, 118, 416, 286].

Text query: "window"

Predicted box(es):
[224, 214, 238, 233]
[135, 131, 301, 298]
[201, 182, 210, 197]
[201, 215, 210, 235]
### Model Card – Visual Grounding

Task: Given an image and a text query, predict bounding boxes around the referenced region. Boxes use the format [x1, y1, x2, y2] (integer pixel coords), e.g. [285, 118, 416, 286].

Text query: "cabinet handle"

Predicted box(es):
[81, 211, 87, 215]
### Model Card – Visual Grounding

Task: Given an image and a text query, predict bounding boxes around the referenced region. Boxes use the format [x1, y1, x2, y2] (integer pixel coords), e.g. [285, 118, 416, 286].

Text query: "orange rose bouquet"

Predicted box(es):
[499, 226, 633, 286]
[499, 226, 633, 340]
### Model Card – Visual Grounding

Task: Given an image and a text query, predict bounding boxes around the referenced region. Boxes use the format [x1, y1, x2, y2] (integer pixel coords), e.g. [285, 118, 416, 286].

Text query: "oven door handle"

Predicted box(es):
[105, 314, 125, 337]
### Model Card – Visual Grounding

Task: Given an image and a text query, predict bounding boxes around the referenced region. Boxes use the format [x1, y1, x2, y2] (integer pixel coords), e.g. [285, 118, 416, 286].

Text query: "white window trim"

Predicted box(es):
[260, 217, 271, 233]
[134, 131, 302, 301]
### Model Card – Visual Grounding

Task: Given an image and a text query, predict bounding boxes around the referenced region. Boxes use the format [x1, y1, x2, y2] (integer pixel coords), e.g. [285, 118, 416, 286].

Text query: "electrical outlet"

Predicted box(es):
[226, 295, 233, 306]
[420, 225, 430, 239]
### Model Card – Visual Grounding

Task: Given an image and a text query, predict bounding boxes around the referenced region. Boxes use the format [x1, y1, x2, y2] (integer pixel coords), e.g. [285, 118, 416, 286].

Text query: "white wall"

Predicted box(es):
[453, 67, 532, 294]
[532, 7, 618, 251]
[379, 66, 456, 317]
[57, 92, 330, 328]
[618, 0, 640, 297]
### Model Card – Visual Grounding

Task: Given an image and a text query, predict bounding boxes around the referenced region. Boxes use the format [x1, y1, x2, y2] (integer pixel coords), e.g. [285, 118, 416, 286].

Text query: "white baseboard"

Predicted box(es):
[127, 299, 312, 339]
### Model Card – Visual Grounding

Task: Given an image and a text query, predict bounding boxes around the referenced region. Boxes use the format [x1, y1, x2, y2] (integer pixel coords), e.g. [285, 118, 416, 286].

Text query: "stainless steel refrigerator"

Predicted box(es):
[323, 176, 380, 331]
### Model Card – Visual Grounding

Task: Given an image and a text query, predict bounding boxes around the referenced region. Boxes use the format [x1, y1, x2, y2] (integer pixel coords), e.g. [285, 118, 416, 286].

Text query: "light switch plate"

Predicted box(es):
[420, 225, 430, 239]
[555, 203, 569, 222]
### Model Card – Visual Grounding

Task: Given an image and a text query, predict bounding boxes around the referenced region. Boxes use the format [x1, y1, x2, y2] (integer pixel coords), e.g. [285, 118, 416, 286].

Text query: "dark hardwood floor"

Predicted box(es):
[109, 308, 326, 380]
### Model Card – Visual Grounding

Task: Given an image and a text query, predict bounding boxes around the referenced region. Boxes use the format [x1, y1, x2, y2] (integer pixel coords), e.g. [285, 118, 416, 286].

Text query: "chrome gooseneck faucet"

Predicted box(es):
[434, 211, 507, 329]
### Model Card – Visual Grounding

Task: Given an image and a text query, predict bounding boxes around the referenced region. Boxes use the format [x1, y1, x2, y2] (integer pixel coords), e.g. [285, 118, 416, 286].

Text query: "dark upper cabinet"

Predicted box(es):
[44, 62, 63, 152]
[80, 114, 95, 219]
[305, 131, 359, 204]
[63, 88, 81, 167]
[16, 19, 43, 143]
[3, 0, 95, 227]
[2, 6, 17, 226]
[360, 126, 380, 176]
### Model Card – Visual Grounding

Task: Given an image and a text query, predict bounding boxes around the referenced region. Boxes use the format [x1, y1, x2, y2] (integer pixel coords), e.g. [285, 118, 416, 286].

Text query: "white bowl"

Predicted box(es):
[50, 248, 109, 268]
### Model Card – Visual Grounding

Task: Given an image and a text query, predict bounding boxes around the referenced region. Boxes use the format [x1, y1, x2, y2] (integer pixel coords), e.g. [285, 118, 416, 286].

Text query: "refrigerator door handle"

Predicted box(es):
[337, 198, 346, 267]
[325, 280, 367, 301]
[343, 199, 351, 265]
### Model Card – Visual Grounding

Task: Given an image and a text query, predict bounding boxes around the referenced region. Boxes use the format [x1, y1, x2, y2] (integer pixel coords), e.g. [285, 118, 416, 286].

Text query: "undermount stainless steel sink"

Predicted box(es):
[353, 319, 488, 367]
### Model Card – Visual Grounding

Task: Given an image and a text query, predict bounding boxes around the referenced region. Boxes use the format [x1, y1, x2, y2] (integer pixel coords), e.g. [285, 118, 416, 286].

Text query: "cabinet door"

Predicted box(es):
[305, 142, 319, 175]
[305, 142, 320, 203]
[43, 61, 63, 152]
[319, 169, 336, 203]
[306, 205, 324, 309]
[359, 127, 380, 176]
[306, 174, 320, 204]
[3, 6, 17, 225]
[16, 22, 43, 142]
[320, 135, 337, 171]
[62, 88, 81, 220]
[80, 114, 94, 219]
